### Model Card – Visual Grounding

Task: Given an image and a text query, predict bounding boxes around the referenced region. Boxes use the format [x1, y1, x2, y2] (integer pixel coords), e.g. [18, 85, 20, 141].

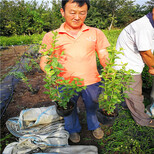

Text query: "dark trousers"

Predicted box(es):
[63, 82, 102, 134]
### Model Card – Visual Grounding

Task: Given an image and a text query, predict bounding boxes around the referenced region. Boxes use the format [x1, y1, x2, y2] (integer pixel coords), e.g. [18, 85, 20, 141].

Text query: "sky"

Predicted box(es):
[22, 0, 148, 6]
[135, 0, 148, 5]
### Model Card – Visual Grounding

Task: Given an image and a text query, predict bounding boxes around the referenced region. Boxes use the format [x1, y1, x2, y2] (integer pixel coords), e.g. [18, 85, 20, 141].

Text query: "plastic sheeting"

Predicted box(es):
[3, 105, 98, 154]
[0, 45, 40, 119]
[3, 105, 69, 154]
[146, 103, 154, 117]
[36, 145, 98, 154]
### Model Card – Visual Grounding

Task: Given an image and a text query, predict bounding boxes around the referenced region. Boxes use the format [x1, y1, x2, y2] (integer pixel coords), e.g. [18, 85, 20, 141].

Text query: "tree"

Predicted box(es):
[97, 0, 135, 30]
[50, 0, 64, 30]
[85, 0, 136, 30]
[0, 0, 17, 35]
[85, 0, 105, 29]
[145, 0, 154, 12]
[0, 0, 150, 36]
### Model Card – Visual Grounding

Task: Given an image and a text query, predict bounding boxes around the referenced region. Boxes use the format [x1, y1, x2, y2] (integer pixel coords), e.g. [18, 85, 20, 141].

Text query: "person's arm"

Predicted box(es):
[39, 32, 53, 73]
[140, 50, 154, 75]
[97, 48, 109, 68]
[40, 55, 49, 73]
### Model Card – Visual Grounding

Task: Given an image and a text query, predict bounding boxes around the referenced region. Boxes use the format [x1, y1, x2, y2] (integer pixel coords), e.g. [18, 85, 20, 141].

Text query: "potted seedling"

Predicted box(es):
[97, 47, 136, 124]
[41, 31, 86, 117]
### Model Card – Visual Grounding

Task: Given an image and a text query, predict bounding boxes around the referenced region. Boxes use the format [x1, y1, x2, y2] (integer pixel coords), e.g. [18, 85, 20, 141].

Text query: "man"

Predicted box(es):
[39, 0, 110, 143]
[114, 8, 154, 127]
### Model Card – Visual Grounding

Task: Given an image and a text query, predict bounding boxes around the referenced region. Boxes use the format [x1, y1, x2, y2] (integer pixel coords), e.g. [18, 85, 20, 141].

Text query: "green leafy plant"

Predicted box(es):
[42, 31, 86, 109]
[8, 71, 33, 92]
[1, 45, 41, 93]
[98, 47, 136, 114]
[0, 134, 12, 151]
[0, 33, 45, 46]
[99, 109, 154, 153]
[142, 64, 153, 89]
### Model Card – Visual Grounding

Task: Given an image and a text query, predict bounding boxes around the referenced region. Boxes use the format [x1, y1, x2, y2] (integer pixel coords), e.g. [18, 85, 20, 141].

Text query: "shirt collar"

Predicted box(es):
[146, 12, 154, 28]
[59, 22, 89, 34]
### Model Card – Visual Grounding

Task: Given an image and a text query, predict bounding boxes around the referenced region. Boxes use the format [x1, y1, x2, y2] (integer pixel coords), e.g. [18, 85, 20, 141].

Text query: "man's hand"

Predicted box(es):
[149, 68, 154, 75]
[140, 50, 154, 74]
[40, 55, 49, 73]
[97, 48, 109, 68]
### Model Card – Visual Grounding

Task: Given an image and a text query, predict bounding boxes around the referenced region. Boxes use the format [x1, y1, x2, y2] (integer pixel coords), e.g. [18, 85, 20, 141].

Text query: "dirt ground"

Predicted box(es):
[0, 46, 111, 153]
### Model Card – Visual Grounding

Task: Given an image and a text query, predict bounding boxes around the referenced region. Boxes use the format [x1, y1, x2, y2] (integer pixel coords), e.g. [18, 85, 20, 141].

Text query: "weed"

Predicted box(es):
[99, 109, 154, 153]
[0, 134, 12, 151]
[83, 137, 91, 141]
[142, 65, 153, 89]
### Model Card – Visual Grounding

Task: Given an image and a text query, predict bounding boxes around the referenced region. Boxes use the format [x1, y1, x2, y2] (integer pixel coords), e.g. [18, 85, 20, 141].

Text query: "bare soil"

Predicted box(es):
[0, 46, 110, 153]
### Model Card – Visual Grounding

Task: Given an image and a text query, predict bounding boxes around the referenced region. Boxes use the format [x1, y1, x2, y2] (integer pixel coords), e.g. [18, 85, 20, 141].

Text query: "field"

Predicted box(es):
[0, 30, 154, 153]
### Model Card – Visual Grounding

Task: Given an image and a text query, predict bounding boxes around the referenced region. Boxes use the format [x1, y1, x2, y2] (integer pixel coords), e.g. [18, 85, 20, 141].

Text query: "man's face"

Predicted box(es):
[60, 1, 88, 30]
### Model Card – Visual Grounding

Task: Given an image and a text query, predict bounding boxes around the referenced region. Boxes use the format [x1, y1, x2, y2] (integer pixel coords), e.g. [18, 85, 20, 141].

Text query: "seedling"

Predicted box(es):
[98, 47, 136, 114]
[41, 31, 86, 109]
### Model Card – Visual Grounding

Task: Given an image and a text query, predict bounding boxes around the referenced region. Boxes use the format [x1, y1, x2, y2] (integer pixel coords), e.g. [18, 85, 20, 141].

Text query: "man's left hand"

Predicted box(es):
[149, 68, 154, 75]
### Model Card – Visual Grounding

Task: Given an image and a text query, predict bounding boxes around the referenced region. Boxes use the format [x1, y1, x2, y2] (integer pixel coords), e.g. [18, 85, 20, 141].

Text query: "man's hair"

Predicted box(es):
[62, 0, 90, 11]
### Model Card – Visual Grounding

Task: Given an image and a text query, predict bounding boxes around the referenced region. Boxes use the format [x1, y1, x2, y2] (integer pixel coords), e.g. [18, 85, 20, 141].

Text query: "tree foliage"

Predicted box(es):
[0, 0, 152, 36]
[145, 0, 154, 12]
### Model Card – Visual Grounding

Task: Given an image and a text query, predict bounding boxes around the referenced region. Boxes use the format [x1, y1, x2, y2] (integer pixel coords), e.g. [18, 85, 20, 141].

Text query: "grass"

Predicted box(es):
[0, 134, 12, 152]
[0, 32, 45, 46]
[103, 29, 122, 47]
[99, 109, 154, 154]
[0, 29, 122, 47]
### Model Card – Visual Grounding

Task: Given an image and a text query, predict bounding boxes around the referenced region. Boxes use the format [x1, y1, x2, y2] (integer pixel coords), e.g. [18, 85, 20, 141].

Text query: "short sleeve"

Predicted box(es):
[135, 29, 152, 51]
[39, 32, 53, 53]
[95, 29, 110, 51]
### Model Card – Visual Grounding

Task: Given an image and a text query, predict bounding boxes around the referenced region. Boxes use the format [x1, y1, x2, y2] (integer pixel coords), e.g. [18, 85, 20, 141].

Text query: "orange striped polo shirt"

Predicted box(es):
[40, 23, 110, 86]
